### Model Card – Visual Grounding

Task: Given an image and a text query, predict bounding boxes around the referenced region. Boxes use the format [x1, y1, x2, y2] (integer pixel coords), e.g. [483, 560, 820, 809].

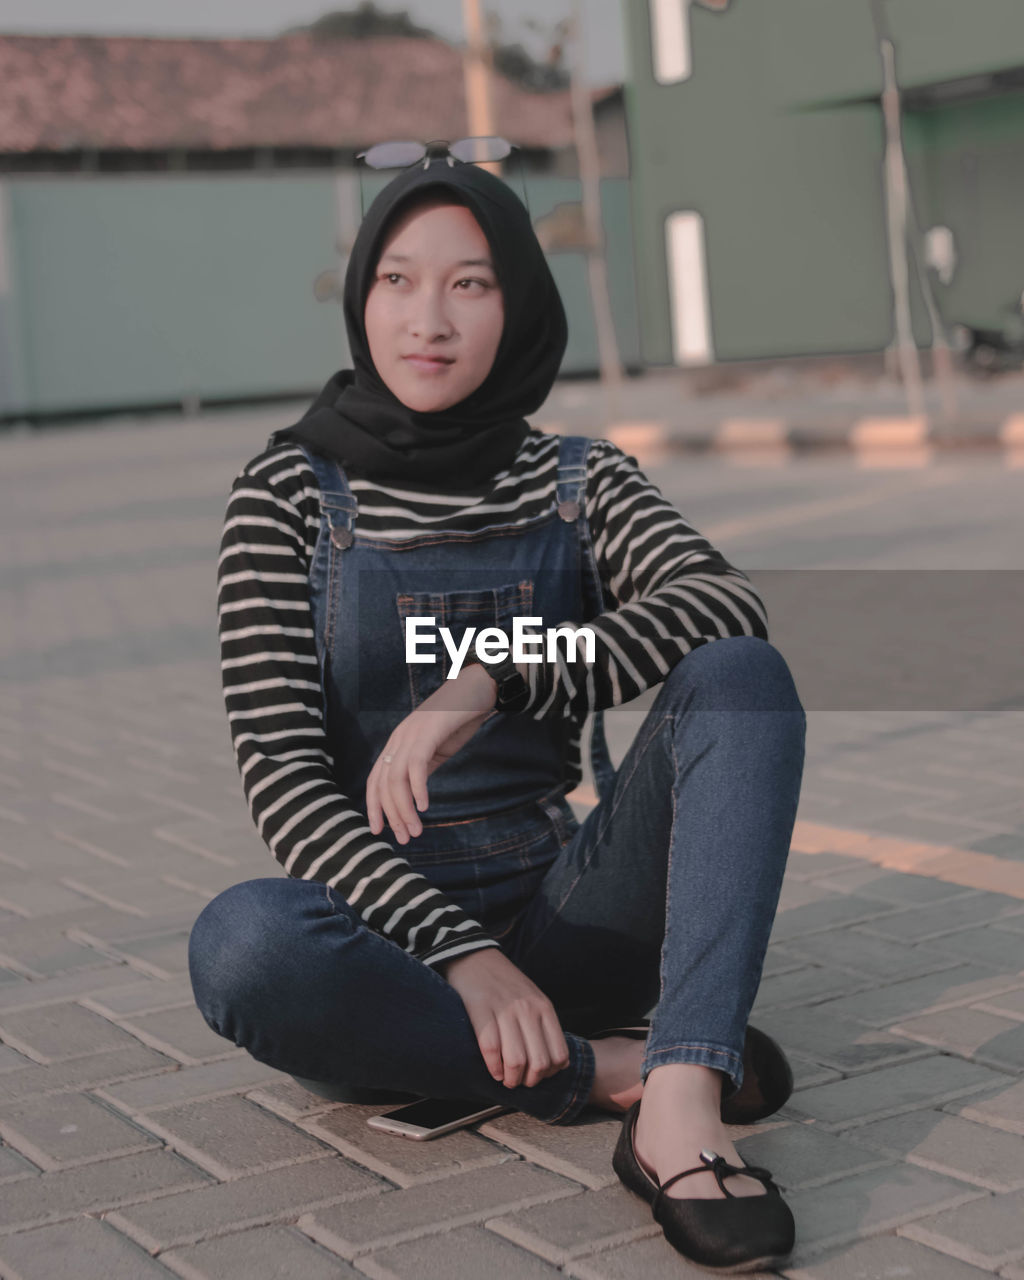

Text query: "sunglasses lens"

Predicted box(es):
[449, 136, 513, 164]
[361, 140, 427, 169]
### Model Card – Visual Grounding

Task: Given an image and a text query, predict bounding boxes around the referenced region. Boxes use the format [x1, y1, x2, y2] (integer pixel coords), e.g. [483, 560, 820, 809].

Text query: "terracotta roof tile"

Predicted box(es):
[0, 32, 613, 153]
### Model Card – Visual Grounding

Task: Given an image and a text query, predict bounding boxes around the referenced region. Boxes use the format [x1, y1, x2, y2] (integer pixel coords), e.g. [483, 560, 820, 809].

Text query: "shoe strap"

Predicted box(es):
[654, 1150, 777, 1213]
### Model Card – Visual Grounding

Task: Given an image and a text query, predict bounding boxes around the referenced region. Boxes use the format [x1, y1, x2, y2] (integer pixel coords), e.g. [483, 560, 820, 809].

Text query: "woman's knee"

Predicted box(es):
[665, 636, 805, 713]
[187, 877, 334, 1020]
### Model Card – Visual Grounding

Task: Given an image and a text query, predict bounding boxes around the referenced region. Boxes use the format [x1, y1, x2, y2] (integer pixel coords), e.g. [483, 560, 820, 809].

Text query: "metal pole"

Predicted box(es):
[869, 0, 926, 420]
[902, 154, 958, 423]
[567, 0, 624, 423]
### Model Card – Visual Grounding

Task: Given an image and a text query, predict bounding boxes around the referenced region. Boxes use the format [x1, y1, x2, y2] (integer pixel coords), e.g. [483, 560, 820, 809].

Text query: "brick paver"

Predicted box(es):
[0, 1089, 161, 1170]
[488, 1185, 659, 1265]
[1, 414, 1022, 1275]
[132, 1092, 338, 1180]
[0, 1148, 213, 1235]
[900, 1189, 1024, 1270]
[785, 1234, 994, 1278]
[105, 1157, 382, 1252]
[782, 1164, 985, 1256]
[0, 1216, 174, 1279]
[840, 1109, 1024, 1191]
[783, 1055, 1010, 1131]
[159, 1223, 365, 1279]
[361, 1223, 566, 1278]
[301, 1161, 581, 1256]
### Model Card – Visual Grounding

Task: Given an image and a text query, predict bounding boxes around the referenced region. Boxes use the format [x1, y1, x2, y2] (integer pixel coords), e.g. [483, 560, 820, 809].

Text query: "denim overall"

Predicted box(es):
[272, 431, 618, 943]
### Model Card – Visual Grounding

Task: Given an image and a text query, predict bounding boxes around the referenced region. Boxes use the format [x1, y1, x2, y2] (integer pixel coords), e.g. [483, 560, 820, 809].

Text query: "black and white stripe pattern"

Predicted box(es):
[217, 430, 768, 969]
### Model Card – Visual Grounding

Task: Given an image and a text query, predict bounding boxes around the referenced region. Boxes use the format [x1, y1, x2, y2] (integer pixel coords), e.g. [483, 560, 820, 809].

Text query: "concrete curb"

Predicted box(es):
[540, 413, 1024, 464]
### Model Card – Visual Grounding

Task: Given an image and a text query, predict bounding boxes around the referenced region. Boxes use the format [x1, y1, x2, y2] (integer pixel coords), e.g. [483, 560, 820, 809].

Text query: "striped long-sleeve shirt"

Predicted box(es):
[217, 428, 769, 970]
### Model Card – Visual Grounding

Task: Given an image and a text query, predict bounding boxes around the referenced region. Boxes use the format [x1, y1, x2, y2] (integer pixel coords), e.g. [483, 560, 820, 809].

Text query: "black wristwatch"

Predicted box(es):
[464, 645, 530, 714]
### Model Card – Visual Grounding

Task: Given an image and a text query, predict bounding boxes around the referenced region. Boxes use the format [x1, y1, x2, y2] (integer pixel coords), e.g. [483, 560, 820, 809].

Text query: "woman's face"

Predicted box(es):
[364, 198, 505, 413]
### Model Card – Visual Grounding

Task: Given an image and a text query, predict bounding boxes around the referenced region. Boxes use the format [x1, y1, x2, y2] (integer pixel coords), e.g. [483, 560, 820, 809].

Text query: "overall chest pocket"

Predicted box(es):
[396, 579, 534, 711]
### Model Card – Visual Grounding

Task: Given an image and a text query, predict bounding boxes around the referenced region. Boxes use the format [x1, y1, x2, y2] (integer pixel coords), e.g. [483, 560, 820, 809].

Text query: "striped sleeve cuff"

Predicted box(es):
[415, 933, 503, 971]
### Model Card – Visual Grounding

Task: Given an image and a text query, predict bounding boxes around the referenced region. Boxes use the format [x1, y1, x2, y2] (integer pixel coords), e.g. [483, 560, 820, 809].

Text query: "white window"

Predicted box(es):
[665, 210, 713, 365]
[650, 0, 692, 84]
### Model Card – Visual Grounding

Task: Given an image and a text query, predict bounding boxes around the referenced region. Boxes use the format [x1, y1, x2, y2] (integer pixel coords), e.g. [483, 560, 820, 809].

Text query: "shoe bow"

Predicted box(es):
[653, 1148, 778, 1216]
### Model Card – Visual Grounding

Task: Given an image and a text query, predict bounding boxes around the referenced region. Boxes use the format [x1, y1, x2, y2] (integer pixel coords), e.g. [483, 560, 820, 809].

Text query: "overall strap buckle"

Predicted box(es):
[296, 445, 358, 550]
[555, 434, 590, 521]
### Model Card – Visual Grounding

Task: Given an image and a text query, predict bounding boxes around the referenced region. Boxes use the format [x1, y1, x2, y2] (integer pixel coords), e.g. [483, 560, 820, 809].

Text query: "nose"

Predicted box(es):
[408, 286, 454, 341]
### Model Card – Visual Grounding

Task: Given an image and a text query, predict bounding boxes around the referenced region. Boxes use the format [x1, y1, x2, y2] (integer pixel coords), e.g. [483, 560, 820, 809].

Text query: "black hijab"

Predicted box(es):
[271, 158, 568, 491]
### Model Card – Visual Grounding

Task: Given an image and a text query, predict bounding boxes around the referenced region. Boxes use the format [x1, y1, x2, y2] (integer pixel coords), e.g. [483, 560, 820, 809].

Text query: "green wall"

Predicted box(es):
[3, 175, 344, 414]
[906, 95, 1024, 329]
[624, 0, 1024, 363]
[0, 172, 640, 418]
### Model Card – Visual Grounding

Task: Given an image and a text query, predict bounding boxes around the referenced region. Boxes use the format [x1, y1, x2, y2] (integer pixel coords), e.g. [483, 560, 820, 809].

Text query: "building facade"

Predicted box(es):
[623, 0, 1024, 365]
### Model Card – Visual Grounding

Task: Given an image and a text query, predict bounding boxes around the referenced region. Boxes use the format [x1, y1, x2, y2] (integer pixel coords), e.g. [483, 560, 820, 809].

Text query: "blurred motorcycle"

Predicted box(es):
[952, 291, 1024, 374]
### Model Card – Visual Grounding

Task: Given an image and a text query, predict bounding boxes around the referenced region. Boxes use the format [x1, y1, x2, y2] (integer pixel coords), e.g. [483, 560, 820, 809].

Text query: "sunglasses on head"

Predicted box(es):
[354, 136, 531, 219]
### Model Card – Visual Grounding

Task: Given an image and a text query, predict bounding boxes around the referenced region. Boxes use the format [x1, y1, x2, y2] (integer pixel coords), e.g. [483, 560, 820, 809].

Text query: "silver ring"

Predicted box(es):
[383, 754, 394, 764]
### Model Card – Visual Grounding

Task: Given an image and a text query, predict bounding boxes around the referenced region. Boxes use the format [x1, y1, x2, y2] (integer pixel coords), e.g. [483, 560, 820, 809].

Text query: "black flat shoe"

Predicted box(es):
[583, 1021, 793, 1125]
[612, 1098, 795, 1274]
[722, 1025, 794, 1126]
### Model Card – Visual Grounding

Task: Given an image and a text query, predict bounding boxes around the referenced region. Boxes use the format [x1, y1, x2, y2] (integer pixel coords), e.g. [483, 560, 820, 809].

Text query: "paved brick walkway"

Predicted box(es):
[0, 412, 1021, 1278]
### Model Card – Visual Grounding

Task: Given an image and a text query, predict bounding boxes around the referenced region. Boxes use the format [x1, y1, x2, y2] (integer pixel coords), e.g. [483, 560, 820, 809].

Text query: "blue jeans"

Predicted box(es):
[188, 636, 806, 1125]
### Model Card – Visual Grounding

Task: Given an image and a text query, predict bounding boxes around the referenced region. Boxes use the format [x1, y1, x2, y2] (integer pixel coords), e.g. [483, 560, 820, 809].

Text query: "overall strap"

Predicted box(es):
[554, 432, 589, 519]
[288, 442, 359, 551]
[555, 434, 617, 808]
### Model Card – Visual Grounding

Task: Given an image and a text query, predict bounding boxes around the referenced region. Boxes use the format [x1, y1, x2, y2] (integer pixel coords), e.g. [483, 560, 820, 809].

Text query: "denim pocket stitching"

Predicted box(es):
[397, 580, 535, 710]
[407, 823, 556, 864]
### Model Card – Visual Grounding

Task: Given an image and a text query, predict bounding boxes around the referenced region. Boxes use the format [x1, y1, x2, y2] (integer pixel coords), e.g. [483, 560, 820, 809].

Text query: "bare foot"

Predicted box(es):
[633, 1063, 767, 1200]
[586, 1035, 646, 1115]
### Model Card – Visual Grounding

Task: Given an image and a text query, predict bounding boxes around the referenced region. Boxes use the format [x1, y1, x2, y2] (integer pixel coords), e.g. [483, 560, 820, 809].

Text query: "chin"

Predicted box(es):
[395, 381, 466, 414]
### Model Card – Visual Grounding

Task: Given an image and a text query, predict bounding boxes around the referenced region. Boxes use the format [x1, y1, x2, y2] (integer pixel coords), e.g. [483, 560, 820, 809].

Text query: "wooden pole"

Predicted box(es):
[568, 0, 624, 423]
[461, 0, 501, 176]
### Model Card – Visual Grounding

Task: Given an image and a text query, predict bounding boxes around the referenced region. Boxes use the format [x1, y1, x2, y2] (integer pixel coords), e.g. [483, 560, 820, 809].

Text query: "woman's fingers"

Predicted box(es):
[496, 1017, 528, 1089]
[366, 750, 403, 838]
[387, 754, 424, 838]
[542, 1009, 571, 1075]
[367, 701, 485, 837]
[373, 745, 423, 844]
[408, 756, 430, 814]
[378, 761, 411, 843]
[451, 964, 570, 1092]
[476, 1019, 505, 1083]
[519, 1015, 555, 1089]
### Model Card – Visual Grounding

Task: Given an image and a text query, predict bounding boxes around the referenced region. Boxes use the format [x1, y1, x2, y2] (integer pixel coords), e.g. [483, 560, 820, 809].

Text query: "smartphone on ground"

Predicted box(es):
[366, 1096, 511, 1140]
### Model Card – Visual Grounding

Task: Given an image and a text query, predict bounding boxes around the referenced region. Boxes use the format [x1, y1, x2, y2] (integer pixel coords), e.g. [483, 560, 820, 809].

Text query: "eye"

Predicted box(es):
[380, 271, 404, 285]
[455, 277, 491, 291]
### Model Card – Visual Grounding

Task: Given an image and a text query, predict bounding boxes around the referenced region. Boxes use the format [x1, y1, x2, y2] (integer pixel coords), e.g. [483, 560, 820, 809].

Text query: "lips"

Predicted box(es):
[402, 354, 455, 375]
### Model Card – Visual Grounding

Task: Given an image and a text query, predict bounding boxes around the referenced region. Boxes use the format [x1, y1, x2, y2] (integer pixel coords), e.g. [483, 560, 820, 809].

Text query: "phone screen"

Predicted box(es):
[383, 1096, 499, 1127]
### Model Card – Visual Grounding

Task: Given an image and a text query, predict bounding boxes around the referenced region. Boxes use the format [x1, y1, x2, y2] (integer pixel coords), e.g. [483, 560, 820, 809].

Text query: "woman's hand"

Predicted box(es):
[366, 663, 498, 843]
[439, 947, 571, 1089]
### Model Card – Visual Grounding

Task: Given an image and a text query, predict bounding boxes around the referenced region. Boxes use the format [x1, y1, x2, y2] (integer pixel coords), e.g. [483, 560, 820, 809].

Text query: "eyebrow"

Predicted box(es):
[379, 252, 495, 270]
